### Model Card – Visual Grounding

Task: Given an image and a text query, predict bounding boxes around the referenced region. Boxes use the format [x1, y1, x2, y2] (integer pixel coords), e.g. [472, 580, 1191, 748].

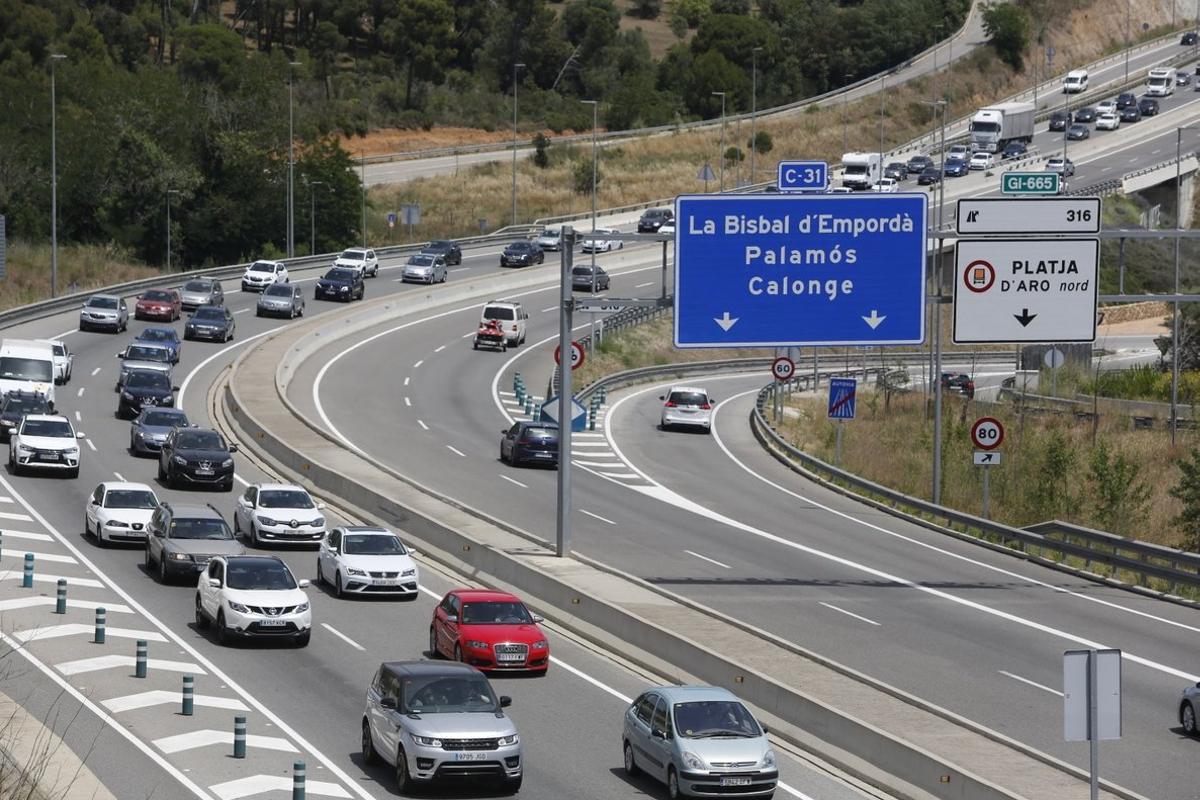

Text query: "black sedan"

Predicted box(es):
[1001, 140, 1028, 159]
[421, 239, 462, 266]
[943, 158, 969, 177]
[500, 241, 544, 268]
[1048, 110, 1073, 131]
[117, 370, 177, 420]
[1116, 92, 1137, 109]
[1073, 106, 1098, 123]
[907, 155, 934, 174]
[1183, 31, 1198, 45]
[183, 305, 235, 342]
[1138, 97, 1160, 116]
[917, 165, 942, 185]
[500, 421, 559, 467]
[0, 391, 51, 442]
[1119, 105, 1142, 123]
[940, 372, 975, 399]
[884, 162, 908, 181]
[571, 265, 611, 292]
[1065, 123, 1090, 141]
[158, 426, 238, 491]
[314, 267, 365, 302]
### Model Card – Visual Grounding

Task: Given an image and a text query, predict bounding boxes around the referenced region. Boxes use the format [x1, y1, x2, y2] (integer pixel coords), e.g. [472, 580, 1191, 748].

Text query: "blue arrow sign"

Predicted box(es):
[539, 395, 588, 432]
[828, 378, 857, 420]
[673, 193, 927, 348]
[777, 161, 828, 192]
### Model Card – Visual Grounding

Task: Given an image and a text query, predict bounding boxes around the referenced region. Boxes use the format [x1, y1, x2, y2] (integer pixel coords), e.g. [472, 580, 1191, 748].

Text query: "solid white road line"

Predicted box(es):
[999, 670, 1063, 697]
[446, 445, 466, 457]
[417, 420, 429, 431]
[90, 367, 101, 376]
[685, 550, 732, 569]
[499, 475, 528, 489]
[635, 282, 654, 288]
[320, 623, 366, 651]
[818, 602, 881, 626]
[580, 509, 615, 525]
[177, 329, 277, 407]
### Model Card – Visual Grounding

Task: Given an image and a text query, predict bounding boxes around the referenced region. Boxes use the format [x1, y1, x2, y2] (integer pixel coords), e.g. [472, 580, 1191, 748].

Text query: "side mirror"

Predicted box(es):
[116, 353, 125, 359]
[76, 432, 86, 439]
[501, 429, 509, 435]
[154, 530, 165, 538]
[761, 724, 769, 734]
[172, 386, 181, 392]
[499, 696, 512, 708]
[207, 578, 221, 588]
[316, 502, 326, 510]
[531, 614, 544, 624]
[658, 395, 665, 401]
[651, 728, 666, 740]
[298, 579, 311, 588]
[380, 696, 397, 710]
[445, 614, 458, 624]
[228, 444, 239, 453]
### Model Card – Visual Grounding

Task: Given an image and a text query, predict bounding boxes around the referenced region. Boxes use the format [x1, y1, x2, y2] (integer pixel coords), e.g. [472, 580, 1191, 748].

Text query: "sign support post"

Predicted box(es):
[1064, 649, 1122, 800]
[1089, 652, 1100, 800]
[555, 227, 576, 558]
[981, 466, 990, 519]
[835, 420, 844, 465]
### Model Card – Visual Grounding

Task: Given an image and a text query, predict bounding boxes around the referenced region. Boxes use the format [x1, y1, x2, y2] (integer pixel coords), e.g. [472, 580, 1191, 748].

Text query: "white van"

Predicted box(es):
[1063, 69, 1088, 93]
[0, 340, 57, 408]
[1146, 67, 1176, 97]
[480, 300, 528, 346]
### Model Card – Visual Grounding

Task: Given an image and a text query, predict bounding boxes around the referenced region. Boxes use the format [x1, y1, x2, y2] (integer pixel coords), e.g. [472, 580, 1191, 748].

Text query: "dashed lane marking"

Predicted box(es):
[579, 509, 615, 525]
[446, 445, 466, 457]
[685, 550, 732, 569]
[418, 420, 429, 431]
[320, 623, 365, 651]
[90, 367, 102, 376]
[499, 475, 528, 489]
[999, 670, 1063, 697]
[77, 387, 85, 397]
[404, 397, 412, 407]
[413, 359, 424, 369]
[818, 602, 880, 626]
[434, 344, 446, 353]
[85, 438, 97, 452]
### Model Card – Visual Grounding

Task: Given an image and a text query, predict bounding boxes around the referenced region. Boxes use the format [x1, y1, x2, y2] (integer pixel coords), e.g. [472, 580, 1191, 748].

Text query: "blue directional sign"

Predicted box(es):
[673, 193, 927, 348]
[777, 161, 828, 192]
[828, 378, 857, 420]
[539, 395, 587, 432]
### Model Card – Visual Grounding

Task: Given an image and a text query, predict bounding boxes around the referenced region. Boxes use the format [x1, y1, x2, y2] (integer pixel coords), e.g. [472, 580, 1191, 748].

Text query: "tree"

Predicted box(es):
[630, 0, 661, 20]
[572, 158, 600, 195]
[1028, 429, 1077, 521]
[1173, 448, 1200, 551]
[1087, 440, 1151, 537]
[691, 14, 777, 73]
[1161, 304, 1200, 371]
[982, 2, 1029, 70]
[685, 50, 747, 117]
[749, 130, 773, 155]
[532, 133, 550, 168]
[671, 0, 711, 30]
[724, 146, 743, 166]
[384, 0, 456, 108]
[173, 24, 245, 87]
[711, 0, 750, 12]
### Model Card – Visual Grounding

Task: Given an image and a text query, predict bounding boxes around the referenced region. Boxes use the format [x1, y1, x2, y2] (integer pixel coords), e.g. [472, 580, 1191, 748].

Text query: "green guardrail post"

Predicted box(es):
[135, 640, 148, 678]
[94, 607, 106, 643]
[22, 553, 33, 588]
[54, 578, 67, 614]
[233, 716, 247, 758]
[182, 675, 194, 716]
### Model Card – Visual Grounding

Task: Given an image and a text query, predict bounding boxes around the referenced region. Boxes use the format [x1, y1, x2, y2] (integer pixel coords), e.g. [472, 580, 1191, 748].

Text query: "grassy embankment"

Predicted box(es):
[0, 241, 160, 313]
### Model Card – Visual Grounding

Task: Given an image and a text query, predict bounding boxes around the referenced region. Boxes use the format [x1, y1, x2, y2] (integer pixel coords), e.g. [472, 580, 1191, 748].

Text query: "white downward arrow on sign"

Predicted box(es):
[862, 310, 886, 329]
[714, 312, 739, 331]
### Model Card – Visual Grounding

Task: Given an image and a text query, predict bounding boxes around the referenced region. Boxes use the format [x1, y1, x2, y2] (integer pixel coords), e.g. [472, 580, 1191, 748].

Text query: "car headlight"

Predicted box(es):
[122, 391, 134, 400]
[412, 735, 441, 747]
[228, 601, 249, 613]
[681, 751, 706, 770]
[466, 640, 490, 650]
[497, 734, 519, 746]
[135, 430, 146, 438]
[531, 640, 547, 650]
[346, 567, 367, 577]
[104, 520, 129, 527]
[221, 459, 233, 468]
[339, 286, 348, 292]
[312, 517, 325, 527]
[64, 447, 78, 456]
[401, 568, 416, 577]
[294, 602, 309, 613]
[256, 516, 277, 526]
[168, 552, 192, 561]
[0, 420, 13, 427]
[760, 749, 776, 769]
[173, 456, 187, 465]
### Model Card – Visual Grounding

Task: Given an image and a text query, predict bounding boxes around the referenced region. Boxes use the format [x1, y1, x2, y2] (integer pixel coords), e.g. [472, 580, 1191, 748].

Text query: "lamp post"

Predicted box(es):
[750, 47, 763, 185]
[165, 189, 180, 271]
[920, 98, 948, 502]
[360, 151, 367, 248]
[712, 91, 726, 192]
[842, 72, 852, 154]
[287, 61, 301, 259]
[308, 180, 324, 256]
[878, 75, 886, 183]
[511, 62, 525, 226]
[49, 53, 66, 298]
[1172, 124, 1199, 444]
[581, 99, 600, 349]
[1124, 0, 1131, 84]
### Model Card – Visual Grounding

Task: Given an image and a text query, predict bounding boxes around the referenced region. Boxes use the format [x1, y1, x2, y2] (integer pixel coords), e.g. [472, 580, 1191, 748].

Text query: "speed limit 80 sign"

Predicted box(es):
[971, 417, 1004, 450]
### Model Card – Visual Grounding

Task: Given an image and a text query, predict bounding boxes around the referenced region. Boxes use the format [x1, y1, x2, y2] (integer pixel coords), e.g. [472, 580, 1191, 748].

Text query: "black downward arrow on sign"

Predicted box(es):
[1014, 308, 1037, 327]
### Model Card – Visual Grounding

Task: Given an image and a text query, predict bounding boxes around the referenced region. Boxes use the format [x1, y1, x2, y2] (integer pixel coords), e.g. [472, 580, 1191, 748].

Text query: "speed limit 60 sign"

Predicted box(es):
[554, 341, 586, 371]
[971, 417, 1004, 450]
[771, 356, 795, 381]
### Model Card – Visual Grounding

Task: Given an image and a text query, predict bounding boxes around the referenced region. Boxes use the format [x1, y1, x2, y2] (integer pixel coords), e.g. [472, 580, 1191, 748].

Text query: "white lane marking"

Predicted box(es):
[90, 367, 101, 376]
[77, 387, 85, 397]
[413, 359, 424, 369]
[0, 471, 375, 800]
[12, 622, 160, 642]
[580, 509, 615, 525]
[446, 445, 466, 457]
[403, 376, 410, 387]
[450, 267, 470, 272]
[57, 654, 202, 676]
[0, 549, 75, 564]
[103, 690, 247, 714]
[211, 775, 351, 800]
[461, 331, 477, 338]
[85, 438, 97, 452]
[818, 602, 881, 626]
[53, 327, 77, 340]
[600, 472, 641, 479]
[0, 597, 127, 613]
[404, 397, 412, 407]
[685, 550, 732, 569]
[775, 782, 816, 799]
[320, 623, 366, 651]
[0, 496, 11, 503]
[177, 329, 276, 407]
[571, 441, 610, 447]
[0, 510, 33, 522]
[574, 460, 626, 468]
[74, 411, 81, 422]
[999, 670, 1063, 697]
[154, 729, 297, 754]
[233, 473, 250, 487]
[434, 344, 446, 353]
[418, 420, 429, 431]
[573, 432, 605, 437]
[1152, 148, 1161, 155]
[635, 282, 654, 288]
[0, 572, 103, 590]
[0, 529, 51, 541]
[233, 308, 250, 315]
[113, 471, 125, 481]
[499, 474, 528, 489]
[541, 306, 557, 313]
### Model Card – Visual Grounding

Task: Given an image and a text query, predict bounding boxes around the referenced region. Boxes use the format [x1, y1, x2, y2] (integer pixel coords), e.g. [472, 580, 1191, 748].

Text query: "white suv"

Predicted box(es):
[233, 483, 327, 547]
[8, 414, 83, 477]
[334, 248, 380, 278]
[195, 555, 312, 646]
[241, 260, 288, 292]
[480, 300, 528, 346]
[660, 386, 714, 432]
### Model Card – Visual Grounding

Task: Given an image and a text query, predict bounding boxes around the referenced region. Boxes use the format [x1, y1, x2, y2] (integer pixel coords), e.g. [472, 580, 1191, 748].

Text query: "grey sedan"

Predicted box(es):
[129, 406, 190, 456]
[256, 282, 305, 318]
[401, 254, 447, 284]
[79, 295, 128, 333]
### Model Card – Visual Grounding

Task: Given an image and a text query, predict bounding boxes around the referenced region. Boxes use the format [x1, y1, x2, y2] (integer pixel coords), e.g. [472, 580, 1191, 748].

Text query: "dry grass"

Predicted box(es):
[0, 241, 159, 312]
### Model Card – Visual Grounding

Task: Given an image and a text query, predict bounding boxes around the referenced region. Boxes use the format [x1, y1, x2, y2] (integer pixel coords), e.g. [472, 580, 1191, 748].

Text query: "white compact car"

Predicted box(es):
[195, 555, 312, 646]
[241, 260, 288, 292]
[659, 386, 714, 433]
[1096, 112, 1120, 131]
[533, 227, 565, 251]
[8, 415, 83, 477]
[969, 152, 994, 170]
[871, 177, 898, 192]
[234, 483, 327, 547]
[334, 248, 380, 278]
[317, 526, 419, 599]
[580, 229, 624, 253]
[85, 481, 159, 544]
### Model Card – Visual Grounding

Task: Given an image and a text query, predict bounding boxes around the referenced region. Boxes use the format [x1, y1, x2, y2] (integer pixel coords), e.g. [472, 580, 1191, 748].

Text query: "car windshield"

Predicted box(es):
[176, 431, 224, 450]
[0, 357, 53, 382]
[507, 242, 531, 251]
[340, 251, 365, 261]
[668, 391, 708, 406]
[169, 518, 233, 540]
[573, 266, 596, 276]
[139, 329, 176, 342]
[4, 396, 49, 414]
[226, 560, 297, 590]
[142, 410, 187, 427]
[249, 262, 275, 273]
[143, 290, 173, 301]
[408, 255, 435, 267]
[539, 229, 560, 238]
[21, 419, 72, 438]
[126, 371, 170, 390]
[194, 307, 225, 320]
[183, 281, 211, 293]
[87, 297, 118, 309]
[104, 490, 157, 509]
[401, 675, 499, 714]
[483, 307, 515, 321]
[126, 346, 169, 362]
[326, 268, 356, 281]
[343, 533, 407, 555]
[258, 489, 314, 509]
[427, 241, 454, 250]
[673, 701, 762, 739]
[460, 600, 533, 624]
[264, 284, 292, 297]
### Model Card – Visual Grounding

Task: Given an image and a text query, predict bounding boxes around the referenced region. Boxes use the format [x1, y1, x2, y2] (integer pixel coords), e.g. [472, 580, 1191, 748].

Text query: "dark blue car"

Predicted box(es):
[500, 421, 559, 468]
[314, 267, 365, 302]
[943, 158, 969, 177]
[135, 326, 182, 363]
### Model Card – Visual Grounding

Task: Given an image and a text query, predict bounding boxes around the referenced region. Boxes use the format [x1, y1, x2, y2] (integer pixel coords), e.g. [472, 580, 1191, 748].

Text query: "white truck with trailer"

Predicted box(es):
[969, 101, 1035, 153]
[840, 152, 881, 190]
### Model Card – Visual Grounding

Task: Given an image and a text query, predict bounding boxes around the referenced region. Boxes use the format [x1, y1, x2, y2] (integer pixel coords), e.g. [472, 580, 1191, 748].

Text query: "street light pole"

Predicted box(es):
[842, 73, 851, 155]
[750, 47, 762, 185]
[1172, 125, 1196, 444]
[878, 75, 886, 181]
[511, 62, 525, 226]
[1125, 0, 1131, 84]
[712, 91, 726, 192]
[287, 61, 301, 259]
[165, 189, 180, 271]
[360, 151, 367, 248]
[581, 99, 600, 349]
[309, 180, 324, 256]
[49, 53, 66, 298]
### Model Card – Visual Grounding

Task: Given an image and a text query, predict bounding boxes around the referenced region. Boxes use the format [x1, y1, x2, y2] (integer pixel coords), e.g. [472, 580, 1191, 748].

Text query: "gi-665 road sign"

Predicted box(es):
[1002, 172, 1060, 195]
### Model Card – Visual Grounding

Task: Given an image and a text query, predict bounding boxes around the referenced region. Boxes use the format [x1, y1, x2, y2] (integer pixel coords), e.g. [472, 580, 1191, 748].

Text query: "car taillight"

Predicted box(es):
[700, 403, 711, 410]
[516, 438, 530, 445]
[664, 401, 676, 408]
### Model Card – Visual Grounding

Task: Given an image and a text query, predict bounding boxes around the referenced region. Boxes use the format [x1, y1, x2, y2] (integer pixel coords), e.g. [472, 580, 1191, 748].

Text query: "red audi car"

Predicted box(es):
[134, 289, 182, 321]
[429, 589, 549, 674]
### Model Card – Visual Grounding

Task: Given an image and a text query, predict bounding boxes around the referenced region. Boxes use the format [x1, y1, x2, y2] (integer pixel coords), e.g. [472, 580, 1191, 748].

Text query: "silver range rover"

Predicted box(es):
[363, 661, 522, 795]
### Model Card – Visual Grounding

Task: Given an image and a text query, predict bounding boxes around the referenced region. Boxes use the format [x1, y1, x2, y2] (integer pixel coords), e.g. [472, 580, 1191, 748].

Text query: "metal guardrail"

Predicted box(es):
[748, 379, 1200, 600]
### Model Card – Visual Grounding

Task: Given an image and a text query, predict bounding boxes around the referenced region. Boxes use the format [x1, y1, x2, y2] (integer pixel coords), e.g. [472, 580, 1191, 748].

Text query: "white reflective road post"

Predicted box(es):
[556, 227, 576, 557]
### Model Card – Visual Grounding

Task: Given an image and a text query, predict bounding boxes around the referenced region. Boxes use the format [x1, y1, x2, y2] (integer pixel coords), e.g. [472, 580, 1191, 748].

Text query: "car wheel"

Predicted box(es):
[144, 544, 154, 570]
[505, 776, 522, 794]
[454, 643, 464, 663]
[167, 465, 180, 490]
[361, 719, 379, 765]
[255, 309, 263, 318]
[623, 741, 639, 776]
[668, 767, 681, 799]
[157, 459, 166, 481]
[428, 626, 440, 658]
[294, 631, 310, 647]
[288, 306, 295, 319]
[67, 467, 78, 479]
[216, 611, 231, 646]
[249, 523, 260, 548]
[94, 521, 107, 547]
[1183, 702, 1198, 735]
[334, 571, 344, 599]
[314, 558, 323, 585]
[158, 555, 169, 584]
[221, 478, 233, 492]
[395, 747, 414, 794]
[195, 595, 208, 629]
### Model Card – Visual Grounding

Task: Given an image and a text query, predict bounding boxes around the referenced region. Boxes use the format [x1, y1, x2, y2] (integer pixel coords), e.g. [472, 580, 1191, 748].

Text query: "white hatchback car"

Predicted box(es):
[1096, 112, 1120, 130]
[85, 482, 159, 545]
[241, 260, 288, 292]
[195, 555, 312, 646]
[871, 177, 898, 192]
[969, 152, 994, 170]
[316, 526, 419, 599]
[233, 483, 327, 548]
[334, 248, 380, 277]
[660, 386, 714, 432]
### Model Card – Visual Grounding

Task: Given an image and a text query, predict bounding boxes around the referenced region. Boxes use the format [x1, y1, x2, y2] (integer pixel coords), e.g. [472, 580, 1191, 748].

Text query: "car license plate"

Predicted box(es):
[720, 777, 752, 787]
[39, 453, 60, 461]
[258, 619, 287, 627]
[455, 752, 488, 761]
[497, 653, 525, 663]
[195, 469, 213, 476]
[374, 578, 398, 586]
